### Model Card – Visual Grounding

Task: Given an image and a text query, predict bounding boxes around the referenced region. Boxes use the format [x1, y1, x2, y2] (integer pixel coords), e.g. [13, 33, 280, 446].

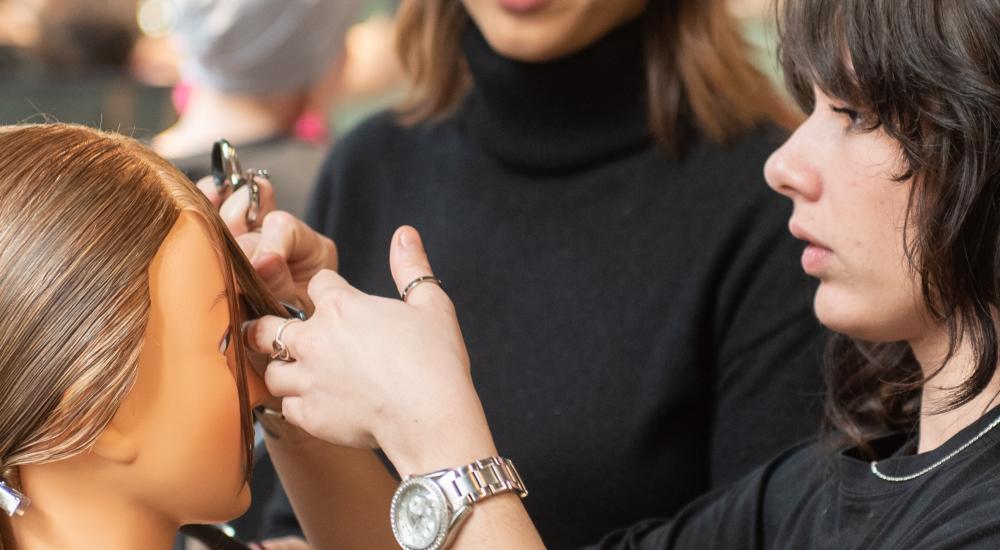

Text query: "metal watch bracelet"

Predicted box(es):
[435, 456, 528, 504]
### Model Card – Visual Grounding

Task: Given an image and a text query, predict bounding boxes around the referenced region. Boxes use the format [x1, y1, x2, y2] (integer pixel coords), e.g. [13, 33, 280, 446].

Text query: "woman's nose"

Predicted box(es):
[764, 126, 822, 203]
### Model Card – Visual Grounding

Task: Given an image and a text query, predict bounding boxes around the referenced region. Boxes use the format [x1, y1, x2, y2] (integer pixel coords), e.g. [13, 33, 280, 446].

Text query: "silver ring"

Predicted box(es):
[270, 318, 301, 361]
[246, 179, 260, 227]
[400, 275, 443, 302]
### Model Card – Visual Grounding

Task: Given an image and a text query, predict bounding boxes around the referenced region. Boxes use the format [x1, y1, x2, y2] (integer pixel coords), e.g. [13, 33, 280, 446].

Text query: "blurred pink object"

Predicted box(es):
[293, 110, 329, 144]
[172, 81, 193, 115]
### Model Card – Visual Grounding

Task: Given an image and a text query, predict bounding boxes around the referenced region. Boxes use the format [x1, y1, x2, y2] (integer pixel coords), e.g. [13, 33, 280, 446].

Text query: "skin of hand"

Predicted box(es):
[245, 226, 496, 474]
[245, 226, 546, 549]
[248, 536, 310, 550]
[195, 176, 338, 315]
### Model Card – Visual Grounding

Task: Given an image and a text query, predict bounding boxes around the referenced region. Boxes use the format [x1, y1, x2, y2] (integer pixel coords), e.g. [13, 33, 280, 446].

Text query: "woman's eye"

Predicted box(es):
[830, 105, 865, 129]
[219, 330, 232, 355]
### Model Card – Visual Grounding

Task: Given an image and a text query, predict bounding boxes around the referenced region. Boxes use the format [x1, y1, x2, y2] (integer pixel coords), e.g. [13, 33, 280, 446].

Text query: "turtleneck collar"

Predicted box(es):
[461, 14, 650, 174]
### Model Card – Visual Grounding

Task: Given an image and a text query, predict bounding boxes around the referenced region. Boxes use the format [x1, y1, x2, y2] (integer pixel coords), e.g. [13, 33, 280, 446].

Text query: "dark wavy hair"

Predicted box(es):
[778, 0, 1000, 457]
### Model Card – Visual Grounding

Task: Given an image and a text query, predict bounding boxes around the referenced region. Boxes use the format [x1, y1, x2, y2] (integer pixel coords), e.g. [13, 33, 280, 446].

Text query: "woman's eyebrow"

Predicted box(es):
[209, 290, 227, 311]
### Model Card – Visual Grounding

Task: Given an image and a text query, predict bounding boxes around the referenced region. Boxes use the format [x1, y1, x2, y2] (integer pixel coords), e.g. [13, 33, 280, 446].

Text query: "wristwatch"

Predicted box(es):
[390, 456, 528, 550]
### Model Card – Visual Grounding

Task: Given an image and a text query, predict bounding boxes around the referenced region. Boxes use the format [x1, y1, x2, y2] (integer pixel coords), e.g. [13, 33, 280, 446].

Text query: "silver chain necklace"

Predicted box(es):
[870, 412, 1000, 482]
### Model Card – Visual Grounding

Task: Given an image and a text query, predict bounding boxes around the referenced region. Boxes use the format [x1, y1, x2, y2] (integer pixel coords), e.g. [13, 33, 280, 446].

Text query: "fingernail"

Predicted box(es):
[399, 228, 419, 250]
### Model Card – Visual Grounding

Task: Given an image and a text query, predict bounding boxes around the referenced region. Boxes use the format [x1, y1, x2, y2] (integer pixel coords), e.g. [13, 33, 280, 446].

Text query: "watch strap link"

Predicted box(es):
[436, 456, 528, 505]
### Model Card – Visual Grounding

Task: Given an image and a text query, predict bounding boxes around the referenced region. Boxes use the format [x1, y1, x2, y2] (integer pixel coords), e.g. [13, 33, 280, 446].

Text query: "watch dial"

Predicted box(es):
[396, 483, 444, 548]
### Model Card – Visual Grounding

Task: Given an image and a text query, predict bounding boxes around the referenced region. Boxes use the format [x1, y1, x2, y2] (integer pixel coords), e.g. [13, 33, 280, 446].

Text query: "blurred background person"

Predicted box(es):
[152, 0, 363, 219]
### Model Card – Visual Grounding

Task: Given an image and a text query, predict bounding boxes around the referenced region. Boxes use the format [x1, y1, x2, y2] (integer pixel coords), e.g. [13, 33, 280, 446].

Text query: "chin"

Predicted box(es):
[230, 483, 253, 518]
[187, 483, 252, 524]
[813, 286, 903, 343]
[478, 20, 580, 61]
[487, 36, 571, 61]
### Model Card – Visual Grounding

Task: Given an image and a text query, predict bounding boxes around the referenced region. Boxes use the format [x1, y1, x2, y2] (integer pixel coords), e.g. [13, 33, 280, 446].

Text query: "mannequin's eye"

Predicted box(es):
[219, 330, 232, 355]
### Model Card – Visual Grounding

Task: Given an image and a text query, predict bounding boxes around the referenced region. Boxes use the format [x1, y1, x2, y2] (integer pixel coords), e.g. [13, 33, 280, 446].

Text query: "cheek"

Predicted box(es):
[151, 357, 249, 523]
[192, 358, 249, 494]
[812, 241, 927, 342]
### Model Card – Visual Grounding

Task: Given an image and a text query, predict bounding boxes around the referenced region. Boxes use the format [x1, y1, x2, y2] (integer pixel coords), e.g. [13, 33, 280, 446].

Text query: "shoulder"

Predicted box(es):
[321, 110, 406, 171]
[316, 108, 462, 186]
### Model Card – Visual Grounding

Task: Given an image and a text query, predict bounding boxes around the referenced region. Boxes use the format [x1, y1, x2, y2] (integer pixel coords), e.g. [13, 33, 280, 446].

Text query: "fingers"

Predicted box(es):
[236, 231, 261, 258]
[244, 315, 304, 358]
[195, 176, 223, 208]
[251, 536, 310, 550]
[209, 176, 278, 236]
[265, 360, 301, 398]
[281, 395, 306, 428]
[390, 226, 450, 311]
[252, 252, 300, 305]
[254, 211, 339, 272]
[308, 269, 354, 308]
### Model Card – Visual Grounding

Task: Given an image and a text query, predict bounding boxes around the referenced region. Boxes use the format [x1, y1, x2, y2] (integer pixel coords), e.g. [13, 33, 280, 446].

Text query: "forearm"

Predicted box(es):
[381, 393, 546, 550]
[450, 494, 545, 550]
[264, 423, 397, 550]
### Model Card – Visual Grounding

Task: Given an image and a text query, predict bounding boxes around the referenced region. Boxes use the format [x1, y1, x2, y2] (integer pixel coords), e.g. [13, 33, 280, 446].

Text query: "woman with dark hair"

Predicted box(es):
[245, 0, 1000, 548]
[251, 1, 825, 546]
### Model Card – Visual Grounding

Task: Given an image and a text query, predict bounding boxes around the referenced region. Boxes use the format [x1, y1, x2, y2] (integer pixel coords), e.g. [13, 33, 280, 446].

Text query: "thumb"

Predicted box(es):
[390, 226, 449, 310]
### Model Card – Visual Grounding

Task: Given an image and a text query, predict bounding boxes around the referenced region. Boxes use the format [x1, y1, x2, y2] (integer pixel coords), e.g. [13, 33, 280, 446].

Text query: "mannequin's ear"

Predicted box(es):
[90, 422, 139, 465]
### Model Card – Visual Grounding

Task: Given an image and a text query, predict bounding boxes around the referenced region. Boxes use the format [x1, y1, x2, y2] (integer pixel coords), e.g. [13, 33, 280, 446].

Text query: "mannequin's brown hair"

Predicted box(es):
[0, 124, 286, 548]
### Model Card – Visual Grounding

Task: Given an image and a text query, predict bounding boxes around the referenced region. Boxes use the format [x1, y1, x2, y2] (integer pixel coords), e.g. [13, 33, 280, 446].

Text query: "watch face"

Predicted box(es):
[391, 478, 450, 550]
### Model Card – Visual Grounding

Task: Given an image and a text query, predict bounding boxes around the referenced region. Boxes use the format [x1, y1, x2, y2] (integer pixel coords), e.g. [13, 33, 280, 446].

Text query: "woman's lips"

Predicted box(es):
[789, 222, 833, 275]
[497, 0, 551, 14]
[801, 244, 832, 275]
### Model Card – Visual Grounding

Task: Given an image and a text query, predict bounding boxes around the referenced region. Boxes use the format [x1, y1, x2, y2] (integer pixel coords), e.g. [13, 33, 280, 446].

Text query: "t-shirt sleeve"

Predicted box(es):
[901, 492, 1000, 550]
[708, 180, 827, 487]
[580, 457, 778, 550]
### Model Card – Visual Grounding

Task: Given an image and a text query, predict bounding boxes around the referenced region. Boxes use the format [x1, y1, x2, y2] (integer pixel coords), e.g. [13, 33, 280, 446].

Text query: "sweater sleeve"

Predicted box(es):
[707, 179, 827, 488]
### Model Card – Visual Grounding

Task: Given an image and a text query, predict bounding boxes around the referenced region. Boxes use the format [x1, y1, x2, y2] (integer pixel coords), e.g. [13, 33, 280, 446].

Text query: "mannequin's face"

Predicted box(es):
[462, 0, 647, 62]
[107, 212, 267, 523]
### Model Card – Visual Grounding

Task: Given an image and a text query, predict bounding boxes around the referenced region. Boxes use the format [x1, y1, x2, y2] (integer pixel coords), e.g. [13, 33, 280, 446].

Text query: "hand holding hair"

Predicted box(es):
[196, 175, 338, 315]
[244, 226, 498, 475]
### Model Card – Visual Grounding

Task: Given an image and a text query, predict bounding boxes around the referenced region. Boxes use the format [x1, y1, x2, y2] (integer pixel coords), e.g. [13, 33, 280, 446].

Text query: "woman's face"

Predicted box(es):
[111, 212, 267, 523]
[461, 0, 646, 62]
[765, 86, 934, 343]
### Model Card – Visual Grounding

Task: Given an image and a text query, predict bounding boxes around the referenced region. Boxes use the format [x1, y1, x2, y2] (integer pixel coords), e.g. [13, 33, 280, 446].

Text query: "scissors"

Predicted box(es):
[211, 138, 265, 228]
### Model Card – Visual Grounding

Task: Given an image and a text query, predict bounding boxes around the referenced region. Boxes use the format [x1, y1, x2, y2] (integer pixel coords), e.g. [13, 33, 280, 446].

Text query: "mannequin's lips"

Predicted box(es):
[497, 0, 551, 14]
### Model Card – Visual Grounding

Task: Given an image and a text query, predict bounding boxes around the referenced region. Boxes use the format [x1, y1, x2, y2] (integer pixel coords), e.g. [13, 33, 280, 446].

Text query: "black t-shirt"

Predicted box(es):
[589, 405, 1000, 549]
[265, 16, 827, 548]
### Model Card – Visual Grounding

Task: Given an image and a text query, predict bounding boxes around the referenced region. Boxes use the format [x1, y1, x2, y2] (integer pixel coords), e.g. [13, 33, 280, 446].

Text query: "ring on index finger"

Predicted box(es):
[270, 318, 301, 361]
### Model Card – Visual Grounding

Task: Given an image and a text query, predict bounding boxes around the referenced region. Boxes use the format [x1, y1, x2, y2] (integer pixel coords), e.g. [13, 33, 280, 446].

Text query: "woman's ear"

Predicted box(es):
[89, 422, 139, 465]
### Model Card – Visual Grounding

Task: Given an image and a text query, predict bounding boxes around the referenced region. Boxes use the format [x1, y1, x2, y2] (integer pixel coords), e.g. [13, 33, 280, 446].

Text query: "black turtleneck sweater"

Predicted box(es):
[266, 17, 827, 548]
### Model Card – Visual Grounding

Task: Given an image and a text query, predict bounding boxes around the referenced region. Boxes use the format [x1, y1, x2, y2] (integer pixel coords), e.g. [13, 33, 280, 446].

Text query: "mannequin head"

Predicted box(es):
[0, 124, 285, 547]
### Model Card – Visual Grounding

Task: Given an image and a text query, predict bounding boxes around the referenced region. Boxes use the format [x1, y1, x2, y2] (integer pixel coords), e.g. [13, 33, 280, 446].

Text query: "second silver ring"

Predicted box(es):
[270, 318, 302, 361]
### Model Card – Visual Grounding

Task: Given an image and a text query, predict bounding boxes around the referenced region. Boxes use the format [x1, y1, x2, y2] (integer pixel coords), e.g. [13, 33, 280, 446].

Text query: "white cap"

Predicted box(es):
[172, 0, 363, 94]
